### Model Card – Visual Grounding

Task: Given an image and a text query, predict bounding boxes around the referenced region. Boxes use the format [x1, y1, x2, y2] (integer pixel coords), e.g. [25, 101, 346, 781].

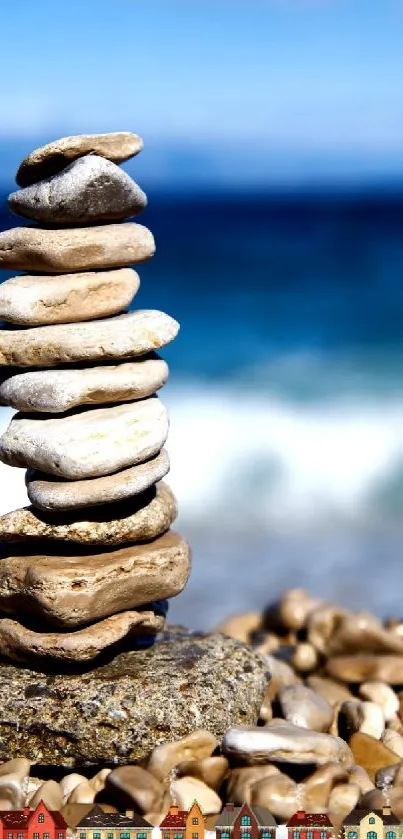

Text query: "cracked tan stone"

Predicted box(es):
[0, 356, 168, 413]
[0, 481, 176, 545]
[0, 397, 168, 479]
[0, 268, 139, 326]
[0, 530, 191, 627]
[0, 609, 165, 664]
[0, 223, 155, 273]
[27, 449, 170, 511]
[16, 132, 143, 187]
[9, 155, 147, 225]
[0, 310, 177, 368]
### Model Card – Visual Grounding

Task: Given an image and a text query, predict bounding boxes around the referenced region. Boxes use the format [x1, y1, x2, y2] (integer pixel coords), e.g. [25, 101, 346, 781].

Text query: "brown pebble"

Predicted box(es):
[30, 779, 63, 810]
[306, 676, 352, 707]
[106, 765, 164, 813]
[214, 612, 262, 643]
[171, 777, 221, 814]
[226, 765, 281, 805]
[303, 761, 349, 810]
[328, 782, 360, 828]
[250, 772, 299, 821]
[176, 756, 228, 791]
[147, 729, 218, 782]
[349, 731, 400, 781]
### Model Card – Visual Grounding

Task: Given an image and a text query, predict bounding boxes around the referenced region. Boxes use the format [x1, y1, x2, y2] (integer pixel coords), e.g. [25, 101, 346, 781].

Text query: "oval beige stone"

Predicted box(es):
[147, 729, 218, 782]
[0, 609, 165, 664]
[0, 223, 155, 273]
[0, 398, 168, 479]
[0, 268, 139, 326]
[16, 131, 143, 187]
[26, 449, 170, 512]
[222, 721, 354, 767]
[0, 310, 178, 368]
[0, 530, 190, 627]
[0, 482, 176, 546]
[0, 356, 169, 413]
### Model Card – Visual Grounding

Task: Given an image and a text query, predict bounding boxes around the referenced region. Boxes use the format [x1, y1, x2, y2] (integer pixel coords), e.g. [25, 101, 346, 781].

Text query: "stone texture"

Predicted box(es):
[0, 310, 177, 368]
[0, 482, 176, 546]
[359, 681, 399, 722]
[0, 268, 140, 326]
[0, 223, 155, 273]
[176, 756, 229, 790]
[16, 132, 143, 187]
[0, 603, 154, 666]
[26, 449, 170, 511]
[0, 355, 168, 413]
[0, 627, 269, 766]
[0, 398, 168, 479]
[29, 780, 63, 810]
[171, 776, 221, 814]
[0, 530, 190, 627]
[10, 155, 147, 225]
[222, 720, 354, 767]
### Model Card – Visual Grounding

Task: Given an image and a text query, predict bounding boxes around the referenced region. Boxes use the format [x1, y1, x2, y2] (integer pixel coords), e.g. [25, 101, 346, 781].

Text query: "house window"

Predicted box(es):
[367, 832, 377, 839]
[58, 834, 64, 839]
[348, 833, 357, 839]
[386, 833, 396, 839]
[262, 833, 271, 839]
[44, 833, 50, 839]
[241, 819, 251, 827]
[369, 821, 375, 826]
[243, 833, 251, 839]
[93, 834, 101, 839]
[192, 821, 199, 826]
[120, 834, 131, 839]
[34, 834, 39, 839]
[137, 835, 148, 839]
[8, 833, 12, 839]
[321, 833, 327, 839]
[193, 834, 199, 839]
[38, 817, 45, 825]
[174, 834, 184, 839]
[17, 834, 23, 839]
[164, 835, 170, 839]
[222, 834, 230, 839]
[80, 834, 86, 839]
[307, 832, 313, 839]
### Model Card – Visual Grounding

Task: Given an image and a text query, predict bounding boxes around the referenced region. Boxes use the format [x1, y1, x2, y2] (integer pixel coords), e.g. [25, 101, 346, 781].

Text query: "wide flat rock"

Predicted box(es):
[0, 398, 168, 479]
[16, 132, 143, 187]
[0, 530, 190, 627]
[0, 268, 140, 326]
[9, 155, 147, 225]
[0, 627, 269, 766]
[0, 481, 176, 545]
[0, 356, 168, 413]
[0, 608, 165, 665]
[0, 223, 155, 273]
[26, 449, 170, 511]
[0, 310, 178, 368]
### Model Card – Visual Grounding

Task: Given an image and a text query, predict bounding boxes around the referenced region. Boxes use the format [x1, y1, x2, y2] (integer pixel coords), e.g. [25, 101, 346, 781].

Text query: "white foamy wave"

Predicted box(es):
[163, 381, 403, 532]
[1, 387, 403, 533]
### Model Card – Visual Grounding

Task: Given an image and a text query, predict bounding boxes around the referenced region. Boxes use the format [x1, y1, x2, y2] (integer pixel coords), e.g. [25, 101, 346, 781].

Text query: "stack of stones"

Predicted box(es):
[0, 131, 191, 665]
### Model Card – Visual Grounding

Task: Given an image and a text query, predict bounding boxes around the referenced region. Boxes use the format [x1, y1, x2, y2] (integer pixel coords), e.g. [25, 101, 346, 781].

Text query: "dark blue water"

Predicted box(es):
[2, 192, 403, 625]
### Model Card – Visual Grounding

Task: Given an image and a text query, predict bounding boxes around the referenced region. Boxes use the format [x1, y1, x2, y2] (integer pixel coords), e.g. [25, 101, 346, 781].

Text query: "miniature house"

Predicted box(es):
[287, 810, 335, 839]
[0, 801, 67, 839]
[75, 805, 152, 839]
[215, 803, 276, 839]
[342, 808, 401, 839]
[161, 802, 206, 839]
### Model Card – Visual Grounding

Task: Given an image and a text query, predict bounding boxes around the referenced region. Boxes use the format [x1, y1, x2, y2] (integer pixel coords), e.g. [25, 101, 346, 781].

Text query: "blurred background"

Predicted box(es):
[1, 0, 403, 627]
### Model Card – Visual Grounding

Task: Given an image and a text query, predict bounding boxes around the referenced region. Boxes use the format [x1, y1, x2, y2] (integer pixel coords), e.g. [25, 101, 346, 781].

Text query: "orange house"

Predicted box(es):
[161, 803, 205, 839]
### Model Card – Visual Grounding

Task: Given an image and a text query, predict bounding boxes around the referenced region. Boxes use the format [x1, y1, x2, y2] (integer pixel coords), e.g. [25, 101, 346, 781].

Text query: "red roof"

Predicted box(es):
[160, 811, 187, 829]
[288, 812, 333, 828]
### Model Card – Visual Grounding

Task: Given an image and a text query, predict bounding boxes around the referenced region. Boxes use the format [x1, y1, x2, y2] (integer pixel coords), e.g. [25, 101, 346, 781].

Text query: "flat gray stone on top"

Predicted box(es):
[0, 356, 169, 413]
[0, 627, 269, 766]
[0, 268, 140, 326]
[0, 397, 168, 479]
[0, 310, 179, 367]
[16, 131, 143, 187]
[9, 156, 147, 225]
[0, 223, 155, 273]
[26, 449, 170, 511]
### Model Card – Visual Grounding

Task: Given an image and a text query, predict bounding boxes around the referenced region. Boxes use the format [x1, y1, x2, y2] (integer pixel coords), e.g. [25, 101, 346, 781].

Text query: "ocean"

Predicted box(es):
[1, 191, 403, 628]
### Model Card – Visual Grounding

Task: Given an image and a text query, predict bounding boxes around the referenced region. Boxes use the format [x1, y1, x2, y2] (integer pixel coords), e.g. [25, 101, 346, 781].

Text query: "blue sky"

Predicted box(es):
[1, 0, 403, 185]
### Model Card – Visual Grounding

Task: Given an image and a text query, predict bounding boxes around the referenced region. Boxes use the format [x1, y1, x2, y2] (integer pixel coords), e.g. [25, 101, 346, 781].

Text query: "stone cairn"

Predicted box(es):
[0, 131, 191, 665]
